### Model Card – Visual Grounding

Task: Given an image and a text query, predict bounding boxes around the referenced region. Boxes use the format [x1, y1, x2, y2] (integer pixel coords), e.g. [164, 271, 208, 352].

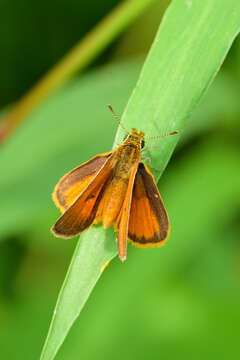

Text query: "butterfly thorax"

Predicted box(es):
[111, 128, 144, 174]
[101, 129, 144, 228]
[112, 128, 144, 177]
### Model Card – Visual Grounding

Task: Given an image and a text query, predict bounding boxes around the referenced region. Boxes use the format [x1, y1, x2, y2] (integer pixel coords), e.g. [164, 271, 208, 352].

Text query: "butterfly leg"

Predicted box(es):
[142, 156, 164, 173]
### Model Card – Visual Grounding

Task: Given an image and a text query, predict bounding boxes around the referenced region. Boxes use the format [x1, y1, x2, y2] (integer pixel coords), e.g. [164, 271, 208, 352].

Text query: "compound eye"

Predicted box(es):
[141, 140, 145, 149]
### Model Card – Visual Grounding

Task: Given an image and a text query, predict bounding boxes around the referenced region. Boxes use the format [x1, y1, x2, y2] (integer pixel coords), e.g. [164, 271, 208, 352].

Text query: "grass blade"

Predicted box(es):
[40, 227, 116, 360]
[40, 1, 240, 359]
[116, 0, 240, 177]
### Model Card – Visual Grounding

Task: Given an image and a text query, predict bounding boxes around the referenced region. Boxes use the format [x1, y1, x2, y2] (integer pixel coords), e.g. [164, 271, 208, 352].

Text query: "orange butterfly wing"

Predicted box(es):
[128, 163, 170, 247]
[51, 154, 113, 238]
[52, 152, 112, 212]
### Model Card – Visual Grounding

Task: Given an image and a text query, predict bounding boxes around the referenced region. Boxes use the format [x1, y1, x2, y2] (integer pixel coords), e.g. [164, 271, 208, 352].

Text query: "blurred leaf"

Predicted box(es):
[0, 0, 119, 105]
[0, 236, 27, 299]
[184, 71, 240, 138]
[40, 1, 240, 359]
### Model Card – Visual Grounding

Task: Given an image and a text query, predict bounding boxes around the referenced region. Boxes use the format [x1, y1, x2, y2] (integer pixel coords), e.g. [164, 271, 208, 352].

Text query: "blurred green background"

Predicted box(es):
[0, 0, 240, 359]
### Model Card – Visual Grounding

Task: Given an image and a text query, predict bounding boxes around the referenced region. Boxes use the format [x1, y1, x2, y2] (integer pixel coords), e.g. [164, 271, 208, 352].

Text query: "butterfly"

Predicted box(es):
[51, 105, 177, 261]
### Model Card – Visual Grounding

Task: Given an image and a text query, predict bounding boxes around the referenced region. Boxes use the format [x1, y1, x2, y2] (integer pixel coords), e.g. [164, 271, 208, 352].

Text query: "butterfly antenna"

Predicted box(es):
[107, 104, 128, 134]
[145, 130, 179, 140]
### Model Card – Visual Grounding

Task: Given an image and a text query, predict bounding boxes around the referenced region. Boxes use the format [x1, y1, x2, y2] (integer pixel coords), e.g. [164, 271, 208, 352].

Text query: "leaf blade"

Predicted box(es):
[41, 1, 240, 359]
[40, 227, 117, 360]
[116, 0, 240, 176]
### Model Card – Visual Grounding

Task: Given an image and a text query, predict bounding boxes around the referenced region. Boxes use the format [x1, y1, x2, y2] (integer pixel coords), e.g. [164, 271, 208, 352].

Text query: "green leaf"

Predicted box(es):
[40, 226, 116, 360]
[115, 0, 240, 175]
[41, 1, 240, 358]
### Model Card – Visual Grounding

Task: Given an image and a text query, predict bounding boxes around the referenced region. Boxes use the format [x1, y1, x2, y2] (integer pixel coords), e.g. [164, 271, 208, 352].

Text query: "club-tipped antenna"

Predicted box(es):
[107, 104, 128, 134]
[145, 130, 179, 140]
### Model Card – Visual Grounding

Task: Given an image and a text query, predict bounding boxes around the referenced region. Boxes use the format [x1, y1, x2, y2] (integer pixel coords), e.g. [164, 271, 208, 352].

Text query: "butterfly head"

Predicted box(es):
[124, 128, 145, 149]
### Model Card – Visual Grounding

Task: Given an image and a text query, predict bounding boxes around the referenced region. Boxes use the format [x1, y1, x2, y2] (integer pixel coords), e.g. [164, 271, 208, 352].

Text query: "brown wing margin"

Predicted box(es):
[53, 152, 112, 212]
[128, 163, 170, 247]
[51, 155, 113, 238]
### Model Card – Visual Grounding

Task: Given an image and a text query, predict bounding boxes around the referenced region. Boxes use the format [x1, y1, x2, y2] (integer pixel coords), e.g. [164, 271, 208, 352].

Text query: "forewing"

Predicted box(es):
[52, 152, 112, 212]
[128, 163, 169, 247]
[51, 155, 113, 238]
